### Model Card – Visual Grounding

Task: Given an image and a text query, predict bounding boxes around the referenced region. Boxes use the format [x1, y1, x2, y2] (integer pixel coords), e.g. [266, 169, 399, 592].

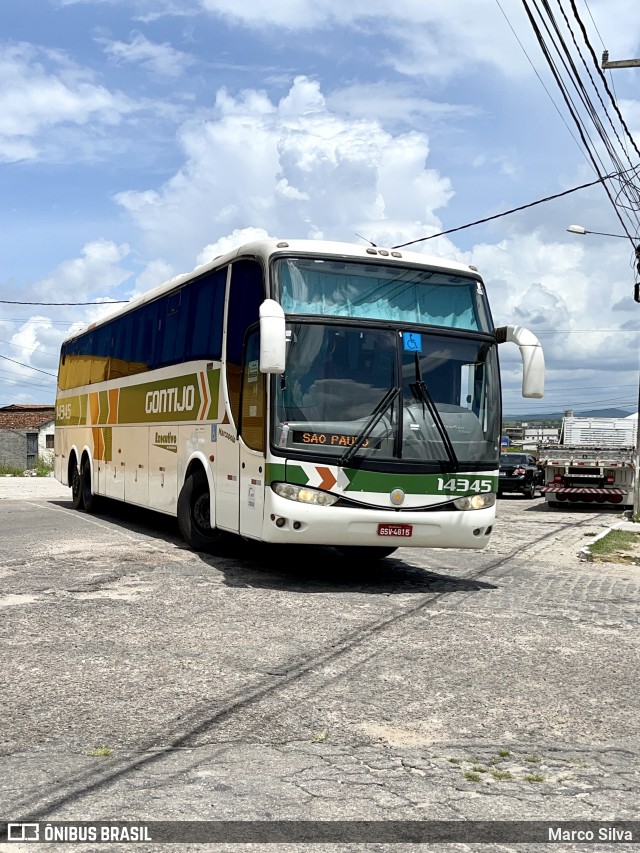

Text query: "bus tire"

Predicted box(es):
[81, 457, 100, 513]
[178, 469, 223, 552]
[341, 546, 397, 561]
[70, 458, 83, 510]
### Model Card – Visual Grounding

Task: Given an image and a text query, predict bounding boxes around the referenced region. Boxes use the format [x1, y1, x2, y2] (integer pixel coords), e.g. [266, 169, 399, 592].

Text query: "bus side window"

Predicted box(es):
[109, 314, 134, 379]
[226, 260, 265, 428]
[74, 332, 93, 387]
[130, 301, 159, 371]
[158, 289, 190, 367]
[240, 327, 265, 452]
[90, 325, 111, 384]
[187, 268, 226, 361]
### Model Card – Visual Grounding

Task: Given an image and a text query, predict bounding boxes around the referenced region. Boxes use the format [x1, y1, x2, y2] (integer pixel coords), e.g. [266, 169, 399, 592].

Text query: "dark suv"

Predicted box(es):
[498, 453, 544, 499]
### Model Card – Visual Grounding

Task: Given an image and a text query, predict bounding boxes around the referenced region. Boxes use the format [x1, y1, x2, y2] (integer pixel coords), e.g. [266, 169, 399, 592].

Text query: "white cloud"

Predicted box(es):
[100, 32, 195, 77]
[471, 233, 640, 411]
[115, 76, 452, 264]
[197, 227, 272, 266]
[130, 258, 176, 298]
[327, 83, 480, 128]
[0, 42, 136, 163]
[33, 239, 132, 305]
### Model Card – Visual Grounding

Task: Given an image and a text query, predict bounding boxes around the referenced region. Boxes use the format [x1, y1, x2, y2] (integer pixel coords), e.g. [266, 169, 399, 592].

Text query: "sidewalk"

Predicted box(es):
[0, 475, 70, 501]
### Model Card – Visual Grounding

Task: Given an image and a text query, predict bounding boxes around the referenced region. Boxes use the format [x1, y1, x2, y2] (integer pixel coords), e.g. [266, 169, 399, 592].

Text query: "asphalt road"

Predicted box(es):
[0, 478, 638, 849]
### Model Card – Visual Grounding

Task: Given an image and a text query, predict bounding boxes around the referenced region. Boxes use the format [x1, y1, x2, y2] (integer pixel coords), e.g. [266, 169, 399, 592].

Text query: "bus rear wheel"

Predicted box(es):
[178, 469, 223, 552]
[70, 459, 83, 510]
[340, 546, 397, 561]
[81, 457, 100, 513]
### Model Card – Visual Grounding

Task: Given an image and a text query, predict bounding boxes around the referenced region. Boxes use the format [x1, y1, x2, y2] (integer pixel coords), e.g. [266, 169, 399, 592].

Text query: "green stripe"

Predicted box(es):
[266, 461, 497, 496]
[345, 469, 497, 496]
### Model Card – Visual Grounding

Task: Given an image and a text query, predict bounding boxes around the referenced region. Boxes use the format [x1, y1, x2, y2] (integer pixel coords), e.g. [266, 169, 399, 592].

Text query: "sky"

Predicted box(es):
[2, 0, 640, 418]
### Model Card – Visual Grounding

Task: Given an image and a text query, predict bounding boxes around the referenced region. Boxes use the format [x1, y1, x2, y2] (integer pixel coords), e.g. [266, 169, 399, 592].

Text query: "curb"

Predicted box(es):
[578, 519, 640, 562]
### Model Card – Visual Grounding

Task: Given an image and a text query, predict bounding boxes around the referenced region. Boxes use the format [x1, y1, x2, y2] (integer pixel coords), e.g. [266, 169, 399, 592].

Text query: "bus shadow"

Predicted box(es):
[53, 498, 496, 595]
[51, 497, 183, 546]
[204, 544, 497, 595]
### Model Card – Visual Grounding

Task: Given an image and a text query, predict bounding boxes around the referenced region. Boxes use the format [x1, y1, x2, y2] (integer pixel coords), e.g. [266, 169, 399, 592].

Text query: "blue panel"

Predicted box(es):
[402, 332, 423, 352]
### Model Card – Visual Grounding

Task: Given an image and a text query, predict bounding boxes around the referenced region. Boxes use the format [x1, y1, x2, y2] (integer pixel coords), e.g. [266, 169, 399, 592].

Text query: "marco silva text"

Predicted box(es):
[549, 825, 633, 842]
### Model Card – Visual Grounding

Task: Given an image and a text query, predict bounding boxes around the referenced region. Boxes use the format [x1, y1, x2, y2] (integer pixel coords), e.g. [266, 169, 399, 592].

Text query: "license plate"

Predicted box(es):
[377, 523, 413, 538]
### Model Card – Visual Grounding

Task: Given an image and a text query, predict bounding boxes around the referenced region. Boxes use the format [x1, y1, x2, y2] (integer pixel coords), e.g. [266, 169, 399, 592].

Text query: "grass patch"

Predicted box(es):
[0, 456, 54, 477]
[471, 765, 487, 773]
[464, 771, 482, 782]
[588, 529, 640, 559]
[524, 755, 541, 763]
[0, 465, 25, 476]
[448, 757, 461, 765]
[491, 770, 512, 781]
[89, 746, 113, 757]
[497, 748, 511, 758]
[524, 773, 544, 783]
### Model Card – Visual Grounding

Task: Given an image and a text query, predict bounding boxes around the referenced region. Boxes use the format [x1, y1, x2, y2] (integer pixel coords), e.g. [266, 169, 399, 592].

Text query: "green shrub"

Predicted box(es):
[33, 455, 54, 477]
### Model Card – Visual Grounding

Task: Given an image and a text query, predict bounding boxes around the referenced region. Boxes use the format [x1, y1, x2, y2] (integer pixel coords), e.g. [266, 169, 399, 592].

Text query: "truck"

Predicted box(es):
[538, 416, 636, 508]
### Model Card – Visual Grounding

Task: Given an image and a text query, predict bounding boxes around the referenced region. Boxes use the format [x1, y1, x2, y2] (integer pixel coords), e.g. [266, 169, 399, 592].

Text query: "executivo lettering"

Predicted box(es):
[145, 386, 195, 415]
[154, 431, 177, 452]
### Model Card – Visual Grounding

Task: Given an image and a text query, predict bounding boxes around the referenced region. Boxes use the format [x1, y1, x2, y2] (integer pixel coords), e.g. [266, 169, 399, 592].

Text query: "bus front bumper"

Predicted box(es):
[262, 493, 496, 550]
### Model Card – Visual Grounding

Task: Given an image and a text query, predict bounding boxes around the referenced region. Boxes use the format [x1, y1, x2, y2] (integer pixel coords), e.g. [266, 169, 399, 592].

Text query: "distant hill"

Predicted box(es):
[503, 408, 633, 422]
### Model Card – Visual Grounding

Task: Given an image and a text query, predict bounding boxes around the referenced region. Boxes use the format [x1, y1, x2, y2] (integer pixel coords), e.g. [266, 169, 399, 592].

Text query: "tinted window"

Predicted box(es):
[186, 268, 226, 361]
[226, 260, 265, 427]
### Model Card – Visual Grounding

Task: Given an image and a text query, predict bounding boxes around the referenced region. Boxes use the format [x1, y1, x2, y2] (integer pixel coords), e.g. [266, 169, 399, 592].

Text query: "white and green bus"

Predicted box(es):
[55, 239, 544, 559]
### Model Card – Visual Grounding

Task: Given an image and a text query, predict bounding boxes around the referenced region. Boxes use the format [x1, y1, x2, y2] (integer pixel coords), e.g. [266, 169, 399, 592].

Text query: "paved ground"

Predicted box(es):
[0, 478, 638, 850]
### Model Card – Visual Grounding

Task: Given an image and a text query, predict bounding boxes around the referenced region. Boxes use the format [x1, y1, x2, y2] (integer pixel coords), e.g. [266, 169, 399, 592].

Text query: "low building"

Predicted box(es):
[0, 404, 55, 470]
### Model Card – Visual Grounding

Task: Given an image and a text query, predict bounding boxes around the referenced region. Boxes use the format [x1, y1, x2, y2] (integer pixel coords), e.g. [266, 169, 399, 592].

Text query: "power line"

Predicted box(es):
[520, 0, 636, 240]
[0, 354, 57, 377]
[0, 339, 59, 357]
[392, 173, 617, 249]
[0, 299, 129, 306]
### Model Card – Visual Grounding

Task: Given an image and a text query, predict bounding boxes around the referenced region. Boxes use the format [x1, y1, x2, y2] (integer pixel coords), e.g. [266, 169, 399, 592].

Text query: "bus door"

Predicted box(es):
[238, 328, 266, 539]
[215, 260, 265, 535]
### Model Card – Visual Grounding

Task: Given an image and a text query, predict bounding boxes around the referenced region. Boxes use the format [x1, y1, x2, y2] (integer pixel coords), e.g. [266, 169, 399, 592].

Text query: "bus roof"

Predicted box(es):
[62, 238, 482, 345]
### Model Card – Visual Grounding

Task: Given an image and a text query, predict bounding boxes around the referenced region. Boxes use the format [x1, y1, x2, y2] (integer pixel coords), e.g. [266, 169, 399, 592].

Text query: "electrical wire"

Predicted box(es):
[0, 299, 128, 306]
[521, 0, 635, 239]
[0, 354, 57, 377]
[392, 173, 618, 249]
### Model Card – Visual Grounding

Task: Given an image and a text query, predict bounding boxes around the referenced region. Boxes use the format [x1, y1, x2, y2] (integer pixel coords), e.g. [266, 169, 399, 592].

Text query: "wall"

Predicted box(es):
[0, 430, 28, 469]
[38, 422, 55, 465]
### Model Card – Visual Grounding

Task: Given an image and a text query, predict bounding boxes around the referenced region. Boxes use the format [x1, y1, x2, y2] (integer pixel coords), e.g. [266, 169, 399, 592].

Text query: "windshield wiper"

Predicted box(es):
[338, 386, 402, 467]
[409, 353, 459, 471]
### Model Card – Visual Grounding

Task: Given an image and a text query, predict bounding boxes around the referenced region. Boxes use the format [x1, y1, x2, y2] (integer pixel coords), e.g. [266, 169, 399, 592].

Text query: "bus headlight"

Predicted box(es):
[453, 493, 496, 511]
[273, 482, 338, 506]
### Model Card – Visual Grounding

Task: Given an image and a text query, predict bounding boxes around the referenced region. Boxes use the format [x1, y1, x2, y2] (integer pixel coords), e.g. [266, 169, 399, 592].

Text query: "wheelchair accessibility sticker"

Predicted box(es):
[402, 332, 422, 353]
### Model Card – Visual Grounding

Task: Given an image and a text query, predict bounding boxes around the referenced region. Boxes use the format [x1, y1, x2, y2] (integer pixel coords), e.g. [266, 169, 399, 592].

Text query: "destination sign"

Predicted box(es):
[292, 431, 371, 447]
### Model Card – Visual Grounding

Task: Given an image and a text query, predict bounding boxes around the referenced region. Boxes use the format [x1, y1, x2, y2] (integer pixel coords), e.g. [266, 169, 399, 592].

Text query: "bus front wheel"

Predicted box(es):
[178, 469, 223, 552]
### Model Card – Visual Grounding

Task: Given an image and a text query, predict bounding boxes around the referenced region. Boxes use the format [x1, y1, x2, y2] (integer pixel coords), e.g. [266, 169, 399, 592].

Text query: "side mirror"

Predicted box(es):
[259, 299, 286, 374]
[496, 325, 545, 398]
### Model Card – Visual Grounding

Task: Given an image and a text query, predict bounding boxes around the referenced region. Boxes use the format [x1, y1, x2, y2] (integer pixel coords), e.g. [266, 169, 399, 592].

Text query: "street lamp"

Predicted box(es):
[567, 224, 629, 238]
[567, 223, 640, 517]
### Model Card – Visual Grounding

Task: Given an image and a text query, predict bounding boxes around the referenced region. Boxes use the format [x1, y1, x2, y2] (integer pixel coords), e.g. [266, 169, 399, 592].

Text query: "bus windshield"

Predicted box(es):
[275, 257, 491, 332]
[274, 324, 499, 467]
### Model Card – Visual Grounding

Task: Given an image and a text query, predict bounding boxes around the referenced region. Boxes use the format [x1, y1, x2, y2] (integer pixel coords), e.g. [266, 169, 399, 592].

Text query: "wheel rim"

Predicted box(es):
[193, 491, 211, 532]
[71, 468, 81, 499]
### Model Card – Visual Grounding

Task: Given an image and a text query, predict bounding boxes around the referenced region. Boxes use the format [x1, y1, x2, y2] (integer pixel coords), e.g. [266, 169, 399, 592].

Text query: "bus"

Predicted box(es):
[55, 239, 544, 559]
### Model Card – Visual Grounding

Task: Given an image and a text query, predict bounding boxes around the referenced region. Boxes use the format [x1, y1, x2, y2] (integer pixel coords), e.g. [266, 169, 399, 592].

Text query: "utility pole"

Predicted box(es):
[601, 51, 640, 516]
[601, 51, 640, 69]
